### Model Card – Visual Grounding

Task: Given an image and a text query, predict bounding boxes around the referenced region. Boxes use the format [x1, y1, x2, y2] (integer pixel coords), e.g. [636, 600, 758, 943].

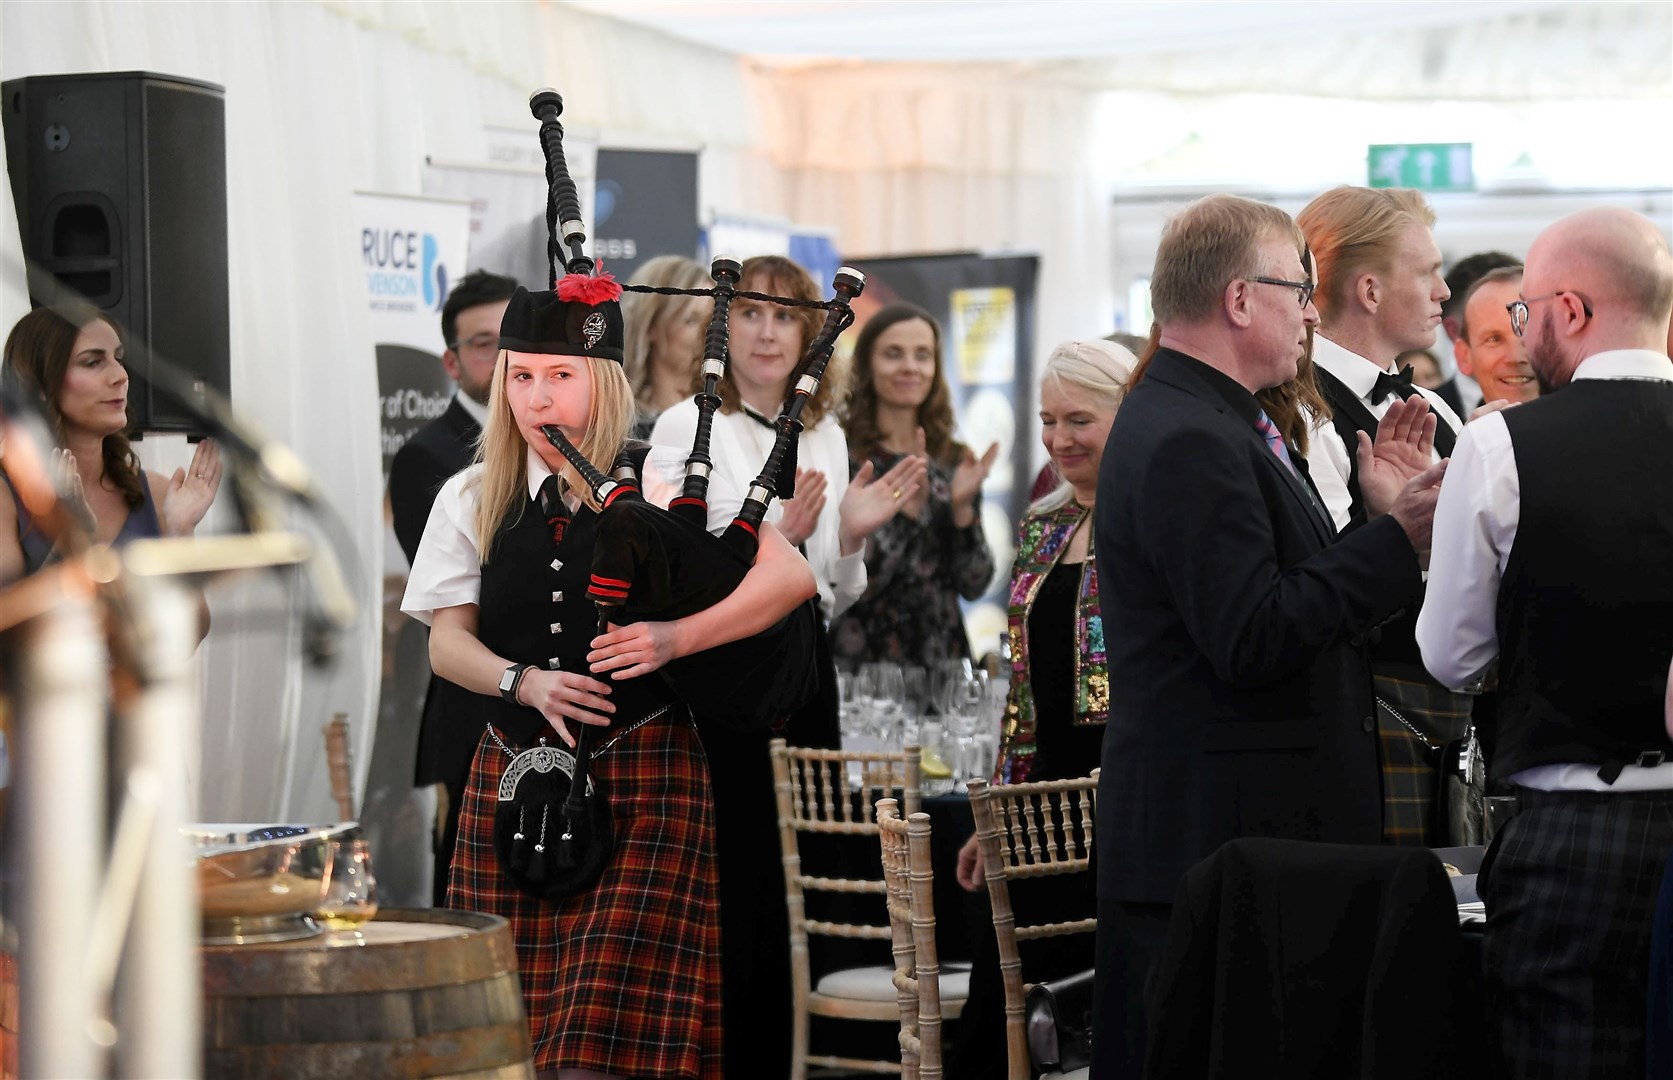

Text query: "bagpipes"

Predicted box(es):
[496, 89, 863, 900]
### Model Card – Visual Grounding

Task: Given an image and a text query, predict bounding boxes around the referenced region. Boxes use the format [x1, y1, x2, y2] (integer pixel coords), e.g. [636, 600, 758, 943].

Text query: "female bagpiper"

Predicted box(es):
[403, 279, 815, 1080]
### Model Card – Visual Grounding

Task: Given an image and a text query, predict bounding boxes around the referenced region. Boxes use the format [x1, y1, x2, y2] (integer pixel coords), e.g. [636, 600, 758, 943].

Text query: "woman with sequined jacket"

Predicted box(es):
[947, 336, 1136, 1079]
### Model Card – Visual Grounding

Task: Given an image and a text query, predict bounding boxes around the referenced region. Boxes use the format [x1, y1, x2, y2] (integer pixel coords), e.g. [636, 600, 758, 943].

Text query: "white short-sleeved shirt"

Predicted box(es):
[402, 443, 746, 626]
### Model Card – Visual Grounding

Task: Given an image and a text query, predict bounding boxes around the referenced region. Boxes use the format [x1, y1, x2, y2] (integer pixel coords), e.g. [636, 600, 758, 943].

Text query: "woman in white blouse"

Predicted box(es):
[652, 254, 923, 626]
[650, 254, 923, 1075]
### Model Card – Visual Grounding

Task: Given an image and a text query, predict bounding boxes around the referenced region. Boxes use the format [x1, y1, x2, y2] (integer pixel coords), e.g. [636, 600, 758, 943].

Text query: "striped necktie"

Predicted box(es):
[1255, 409, 1299, 478]
[538, 474, 570, 545]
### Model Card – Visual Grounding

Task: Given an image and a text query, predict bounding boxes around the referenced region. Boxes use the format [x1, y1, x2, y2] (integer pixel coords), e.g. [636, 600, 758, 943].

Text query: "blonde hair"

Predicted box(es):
[472, 352, 634, 561]
[1297, 186, 1435, 323]
[622, 255, 712, 411]
[1033, 338, 1137, 513]
[1150, 195, 1305, 326]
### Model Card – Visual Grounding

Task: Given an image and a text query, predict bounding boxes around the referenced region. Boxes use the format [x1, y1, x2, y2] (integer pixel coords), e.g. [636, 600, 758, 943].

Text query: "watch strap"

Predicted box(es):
[500, 663, 534, 705]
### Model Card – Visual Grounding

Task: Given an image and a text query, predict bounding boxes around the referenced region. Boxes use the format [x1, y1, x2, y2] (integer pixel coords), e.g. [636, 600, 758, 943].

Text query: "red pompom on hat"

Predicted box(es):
[556, 269, 623, 305]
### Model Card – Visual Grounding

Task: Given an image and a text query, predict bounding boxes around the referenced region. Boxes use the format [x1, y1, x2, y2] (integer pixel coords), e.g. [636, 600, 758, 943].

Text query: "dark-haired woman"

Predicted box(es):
[831, 302, 997, 667]
[2, 303, 220, 580]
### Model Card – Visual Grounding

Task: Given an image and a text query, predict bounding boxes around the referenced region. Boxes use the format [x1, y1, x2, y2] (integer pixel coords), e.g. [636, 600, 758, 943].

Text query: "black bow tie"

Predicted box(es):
[1370, 365, 1416, 405]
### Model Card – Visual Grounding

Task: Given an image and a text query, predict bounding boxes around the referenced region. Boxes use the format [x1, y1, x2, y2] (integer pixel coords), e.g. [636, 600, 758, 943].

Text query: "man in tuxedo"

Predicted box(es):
[1297, 185, 1470, 846]
[1090, 193, 1447, 1077]
[1454, 266, 1539, 407]
[387, 268, 517, 905]
[1417, 207, 1673, 1076]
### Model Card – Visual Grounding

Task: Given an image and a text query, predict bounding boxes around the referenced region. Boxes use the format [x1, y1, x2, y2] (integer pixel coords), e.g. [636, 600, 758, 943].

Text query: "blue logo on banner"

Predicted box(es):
[595, 180, 622, 228]
[422, 233, 447, 310]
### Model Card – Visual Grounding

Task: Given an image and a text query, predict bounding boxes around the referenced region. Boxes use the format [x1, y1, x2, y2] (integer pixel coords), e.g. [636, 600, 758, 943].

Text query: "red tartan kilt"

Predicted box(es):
[448, 711, 723, 1078]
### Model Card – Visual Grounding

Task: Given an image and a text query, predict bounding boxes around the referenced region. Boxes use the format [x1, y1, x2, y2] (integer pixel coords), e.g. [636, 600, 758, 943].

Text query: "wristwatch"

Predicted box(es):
[499, 663, 534, 706]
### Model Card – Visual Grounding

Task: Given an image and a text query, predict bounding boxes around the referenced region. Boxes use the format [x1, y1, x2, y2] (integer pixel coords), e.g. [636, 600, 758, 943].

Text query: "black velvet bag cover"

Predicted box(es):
[492, 731, 613, 901]
[584, 454, 821, 734]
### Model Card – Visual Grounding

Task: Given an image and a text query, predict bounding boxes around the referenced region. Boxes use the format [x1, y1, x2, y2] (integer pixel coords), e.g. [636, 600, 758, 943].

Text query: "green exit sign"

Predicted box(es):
[1368, 143, 1474, 192]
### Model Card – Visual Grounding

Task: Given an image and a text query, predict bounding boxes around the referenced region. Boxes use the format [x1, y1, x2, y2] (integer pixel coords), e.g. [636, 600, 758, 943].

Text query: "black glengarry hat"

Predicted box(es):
[499, 273, 625, 363]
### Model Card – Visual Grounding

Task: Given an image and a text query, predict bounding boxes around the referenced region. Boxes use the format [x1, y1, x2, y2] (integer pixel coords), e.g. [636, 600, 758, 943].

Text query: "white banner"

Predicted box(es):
[426, 125, 598, 288]
[354, 190, 470, 909]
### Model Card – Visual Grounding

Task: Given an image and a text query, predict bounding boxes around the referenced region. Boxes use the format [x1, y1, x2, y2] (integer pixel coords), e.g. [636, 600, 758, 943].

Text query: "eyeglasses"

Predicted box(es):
[1506, 291, 1593, 338]
[1249, 276, 1317, 308]
[448, 333, 501, 354]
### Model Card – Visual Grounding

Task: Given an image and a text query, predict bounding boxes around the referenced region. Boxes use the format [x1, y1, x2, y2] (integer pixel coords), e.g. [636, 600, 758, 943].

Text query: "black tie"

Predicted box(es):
[1370, 364, 1416, 405]
[538, 474, 570, 545]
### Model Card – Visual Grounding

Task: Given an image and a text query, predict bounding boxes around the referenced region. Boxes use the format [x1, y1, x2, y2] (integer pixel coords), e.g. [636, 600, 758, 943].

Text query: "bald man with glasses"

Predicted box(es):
[1418, 206, 1673, 1076]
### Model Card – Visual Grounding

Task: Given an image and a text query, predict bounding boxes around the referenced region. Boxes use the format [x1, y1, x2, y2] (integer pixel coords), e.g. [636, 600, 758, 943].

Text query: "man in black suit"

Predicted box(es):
[387, 268, 517, 905]
[1417, 207, 1673, 1076]
[1090, 194, 1448, 1077]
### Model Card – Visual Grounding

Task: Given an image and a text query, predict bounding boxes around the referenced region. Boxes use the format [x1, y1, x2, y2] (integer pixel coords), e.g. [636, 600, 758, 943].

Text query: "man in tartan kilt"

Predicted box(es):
[1297, 186, 1472, 846]
[402, 281, 816, 1078]
[1418, 206, 1673, 1077]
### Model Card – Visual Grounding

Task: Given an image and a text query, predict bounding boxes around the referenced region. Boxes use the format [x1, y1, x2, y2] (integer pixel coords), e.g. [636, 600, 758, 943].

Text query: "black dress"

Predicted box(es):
[950, 558, 1101, 1079]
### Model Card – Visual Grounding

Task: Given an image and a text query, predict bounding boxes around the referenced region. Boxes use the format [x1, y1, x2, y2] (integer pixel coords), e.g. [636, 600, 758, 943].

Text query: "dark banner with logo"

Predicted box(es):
[592, 149, 700, 279]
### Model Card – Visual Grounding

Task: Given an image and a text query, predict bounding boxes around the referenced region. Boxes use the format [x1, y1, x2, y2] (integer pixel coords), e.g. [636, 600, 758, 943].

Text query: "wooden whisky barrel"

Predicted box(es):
[200, 908, 534, 1079]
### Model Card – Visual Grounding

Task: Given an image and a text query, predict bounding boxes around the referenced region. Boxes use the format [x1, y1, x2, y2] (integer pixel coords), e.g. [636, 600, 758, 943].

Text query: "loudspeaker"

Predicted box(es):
[3, 71, 229, 436]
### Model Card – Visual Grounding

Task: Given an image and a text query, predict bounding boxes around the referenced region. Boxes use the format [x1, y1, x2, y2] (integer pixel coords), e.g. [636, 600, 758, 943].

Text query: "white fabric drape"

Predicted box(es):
[0, 0, 770, 826]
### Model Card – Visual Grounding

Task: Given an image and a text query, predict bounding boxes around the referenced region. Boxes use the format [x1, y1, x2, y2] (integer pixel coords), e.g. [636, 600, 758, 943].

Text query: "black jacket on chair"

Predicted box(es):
[1094, 348, 1424, 905]
[1144, 838, 1481, 1079]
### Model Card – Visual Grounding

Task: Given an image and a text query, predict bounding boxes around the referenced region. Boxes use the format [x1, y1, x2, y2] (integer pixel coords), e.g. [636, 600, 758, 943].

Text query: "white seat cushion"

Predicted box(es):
[1041, 1069, 1089, 1080]
[815, 961, 972, 1002]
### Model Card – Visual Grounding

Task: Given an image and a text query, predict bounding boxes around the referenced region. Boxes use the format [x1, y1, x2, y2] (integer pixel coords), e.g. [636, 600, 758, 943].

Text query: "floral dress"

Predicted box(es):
[829, 447, 996, 667]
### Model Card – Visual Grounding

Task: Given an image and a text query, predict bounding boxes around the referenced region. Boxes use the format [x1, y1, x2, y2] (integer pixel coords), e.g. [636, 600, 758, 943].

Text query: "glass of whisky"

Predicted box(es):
[315, 838, 379, 941]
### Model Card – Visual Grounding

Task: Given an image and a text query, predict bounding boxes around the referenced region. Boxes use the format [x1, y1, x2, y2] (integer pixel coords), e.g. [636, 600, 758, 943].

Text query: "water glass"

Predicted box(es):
[919, 723, 956, 796]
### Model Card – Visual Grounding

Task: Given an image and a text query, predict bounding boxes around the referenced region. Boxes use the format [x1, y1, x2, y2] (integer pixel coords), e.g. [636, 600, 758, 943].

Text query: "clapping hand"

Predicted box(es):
[161, 438, 222, 537]
[1355, 397, 1436, 519]
[951, 440, 1000, 526]
[1468, 399, 1516, 424]
[776, 467, 827, 548]
[51, 448, 96, 535]
[838, 454, 928, 555]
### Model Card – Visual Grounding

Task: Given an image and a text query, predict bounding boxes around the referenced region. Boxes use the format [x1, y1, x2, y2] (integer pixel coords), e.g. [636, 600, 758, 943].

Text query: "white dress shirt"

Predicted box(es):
[401, 443, 745, 626]
[651, 400, 866, 621]
[1305, 334, 1465, 532]
[1416, 348, 1673, 791]
[454, 389, 488, 429]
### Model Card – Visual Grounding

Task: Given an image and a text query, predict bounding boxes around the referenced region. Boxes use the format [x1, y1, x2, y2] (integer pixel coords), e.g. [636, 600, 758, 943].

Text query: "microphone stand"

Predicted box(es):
[1, 377, 350, 1078]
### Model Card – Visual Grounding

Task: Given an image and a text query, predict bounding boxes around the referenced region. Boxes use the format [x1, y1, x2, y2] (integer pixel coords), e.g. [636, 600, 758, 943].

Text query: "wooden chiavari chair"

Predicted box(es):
[770, 739, 967, 1077]
[967, 771, 1099, 1080]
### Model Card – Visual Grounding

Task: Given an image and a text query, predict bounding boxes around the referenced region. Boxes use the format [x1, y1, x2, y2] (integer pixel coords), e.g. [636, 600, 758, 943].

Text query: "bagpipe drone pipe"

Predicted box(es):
[527, 89, 864, 734]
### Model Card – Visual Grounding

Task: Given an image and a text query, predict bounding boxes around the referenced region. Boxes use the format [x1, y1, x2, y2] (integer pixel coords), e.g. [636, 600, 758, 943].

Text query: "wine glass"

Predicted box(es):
[942, 669, 986, 790]
[315, 839, 379, 943]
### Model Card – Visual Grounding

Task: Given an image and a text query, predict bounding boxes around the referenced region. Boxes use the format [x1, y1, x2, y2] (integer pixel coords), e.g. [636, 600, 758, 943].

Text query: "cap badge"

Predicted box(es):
[582, 311, 606, 349]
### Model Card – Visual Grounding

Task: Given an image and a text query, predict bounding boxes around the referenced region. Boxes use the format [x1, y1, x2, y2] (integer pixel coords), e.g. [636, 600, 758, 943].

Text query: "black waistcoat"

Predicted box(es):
[1493, 379, 1673, 778]
[1314, 366, 1457, 668]
[478, 492, 678, 746]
